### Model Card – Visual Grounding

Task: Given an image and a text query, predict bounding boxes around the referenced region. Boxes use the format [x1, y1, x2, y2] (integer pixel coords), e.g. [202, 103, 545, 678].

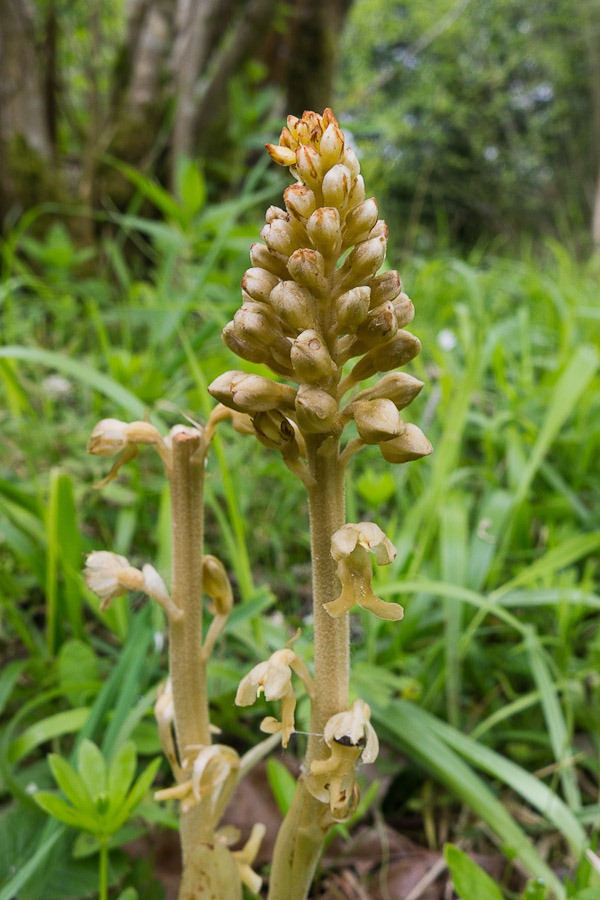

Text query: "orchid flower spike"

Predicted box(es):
[235, 648, 313, 748]
[326, 522, 403, 620]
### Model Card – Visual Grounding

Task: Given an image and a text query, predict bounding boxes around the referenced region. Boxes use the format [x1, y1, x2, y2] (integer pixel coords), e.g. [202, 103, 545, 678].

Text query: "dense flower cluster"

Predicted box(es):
[208, 108, 431, 466]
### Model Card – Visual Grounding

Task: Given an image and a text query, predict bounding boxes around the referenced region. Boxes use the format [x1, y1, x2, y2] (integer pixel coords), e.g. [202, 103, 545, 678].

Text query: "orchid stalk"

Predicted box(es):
[85, 109, 431, 900]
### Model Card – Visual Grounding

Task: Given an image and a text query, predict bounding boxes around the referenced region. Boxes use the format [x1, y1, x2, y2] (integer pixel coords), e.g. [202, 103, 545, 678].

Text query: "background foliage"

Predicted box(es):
[1, 0, 600, 897]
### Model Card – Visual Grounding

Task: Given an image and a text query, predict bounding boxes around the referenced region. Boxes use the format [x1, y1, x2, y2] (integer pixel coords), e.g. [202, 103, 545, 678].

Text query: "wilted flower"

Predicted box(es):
[155, 744, 239, 814]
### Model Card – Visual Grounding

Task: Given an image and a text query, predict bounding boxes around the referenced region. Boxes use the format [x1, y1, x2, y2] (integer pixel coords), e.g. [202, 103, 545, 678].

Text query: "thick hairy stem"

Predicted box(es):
[168, 433, 212, 861]
[268, 434, 348, 900]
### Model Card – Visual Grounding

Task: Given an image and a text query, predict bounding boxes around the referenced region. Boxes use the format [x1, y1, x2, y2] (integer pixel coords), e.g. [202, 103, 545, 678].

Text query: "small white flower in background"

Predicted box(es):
[437, 328, 458, 351]
[42, 375, 72, 398]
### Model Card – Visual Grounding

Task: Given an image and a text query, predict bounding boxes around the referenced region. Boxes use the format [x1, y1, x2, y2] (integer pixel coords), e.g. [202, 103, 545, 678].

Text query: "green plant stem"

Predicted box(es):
[268, 434, 349, 900]
[98, 839, 108, 900]
[168, 434, 212, 861]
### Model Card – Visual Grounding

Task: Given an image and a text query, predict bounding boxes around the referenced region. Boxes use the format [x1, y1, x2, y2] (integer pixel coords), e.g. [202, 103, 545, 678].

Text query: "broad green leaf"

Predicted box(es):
[34, 793, 100, 834]
[0, 660, 27, 718]
[77, 740, 107, 798]
[107, 741, 137, 810]
[175, 157, 207, 217]
[113, 758, 161, 827]
[58, 639, 100, 706]
[444, 844, 504, 900]
[48, 754, 94, 810]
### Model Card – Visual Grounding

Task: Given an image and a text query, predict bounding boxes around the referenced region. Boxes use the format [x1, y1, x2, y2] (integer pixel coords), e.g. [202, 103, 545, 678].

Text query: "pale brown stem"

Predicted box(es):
[268, 433, 349, 900]
[168, 433, 212, 861]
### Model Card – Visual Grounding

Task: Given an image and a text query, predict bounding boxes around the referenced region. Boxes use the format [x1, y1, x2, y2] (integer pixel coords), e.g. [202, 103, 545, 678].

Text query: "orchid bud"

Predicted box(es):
[350, 399, 404, 443]
[279, 126, 295, 148]
[379, 423, 433, 463]
[337, 234, 387, 290]
[260, 218, 300, 257]
[249, 242, 289, 280]
[393, 292, 415, 327]
[306, 207, 342, 258]
[287, 248, 328, 295]
[319, 121, 345, 169]
[349, 331, 422, 382]
[290, 330, 337, 385]
[284, 184, 317, 221]
[322, 164, 352, 208]
[241, 267, 280, 303]
[87, 419, 161, 457]
[295, 384, 341, 434]
[265, 143, 297, 166]
[340, 146, 360, 179]
[208, 371, 297, 414]
[355, 301, 398, 347]
[222, 321, 270, 366]
[335, 286, 371, 333]
[343, 198, 379, 245]
[295, 145, 322, 189]
[269, 281, 317, 332]
[350, 372, 424, 410]
[368, 219, 388, 241]
[203, 555, 233, 616]
[369, 270, 402, 306]
[346, 174, 366, 209]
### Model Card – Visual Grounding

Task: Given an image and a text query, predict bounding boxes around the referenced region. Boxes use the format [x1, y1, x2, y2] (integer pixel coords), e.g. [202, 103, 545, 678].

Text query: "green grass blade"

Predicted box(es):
[0, 346, 151, 419]
[371, 699, 565, 897]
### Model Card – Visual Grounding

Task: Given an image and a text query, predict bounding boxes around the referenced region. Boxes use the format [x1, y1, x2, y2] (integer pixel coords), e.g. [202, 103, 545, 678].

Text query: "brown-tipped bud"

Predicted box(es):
[340, 146, 360, 178]
[260, 219, 300, 256]
[355, 301, 398, 347]
[368, 220, 388, 241]
[270, 281, 317, 332]
[249, 243, 289, 280]
[253, 410, 297, 450]
[202, 555, 233, 616]
[343, 198, 379, 245]
[335, 287, 371, 333]
[284, 184, 317, 221]
[349, 331, 422, 382]
[369, 271, 402, 306]
[350, 372, 424, 410]
[337, 235, 387, 290]
[322, 164, 352, 208]
[287, 248, 328, 295]
[379, 423, 432, 463]
[306, 207, 342, 258]
[350, 399, 404, 444]
[295, 384, 341, 434]
[208, 370, 297, 414]
[319, 121, 345, 169]
[291, 330, 337, 384]
[295, 145, 322, 189]
[392, 292, 415, 328]
[266, 143, 297, 166]
[242, 267, 280, 303]
[347, 174, 366, 209]
[279, 126, 295, 149]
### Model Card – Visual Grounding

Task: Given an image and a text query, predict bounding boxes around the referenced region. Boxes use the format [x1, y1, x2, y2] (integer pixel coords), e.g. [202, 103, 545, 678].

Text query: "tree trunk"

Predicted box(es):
[283, 0, 354, 115]
[0, 0, 55, 220]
